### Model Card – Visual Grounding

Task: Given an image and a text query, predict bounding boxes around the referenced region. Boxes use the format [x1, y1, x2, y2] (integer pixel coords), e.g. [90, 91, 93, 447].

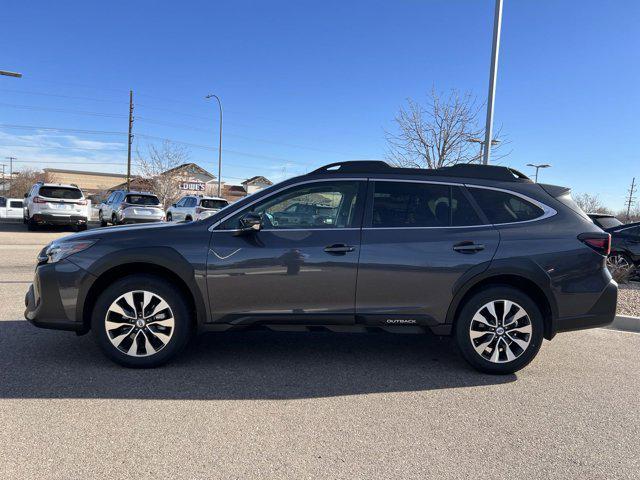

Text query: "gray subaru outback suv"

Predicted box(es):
[24, 161, 617, 373]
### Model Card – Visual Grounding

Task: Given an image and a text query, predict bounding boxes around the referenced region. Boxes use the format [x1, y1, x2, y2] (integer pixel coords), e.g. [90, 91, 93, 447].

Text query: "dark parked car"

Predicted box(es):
[604, 221, 640, 270]
[588, 213, 623, 230]
[24, 161, 617, 374]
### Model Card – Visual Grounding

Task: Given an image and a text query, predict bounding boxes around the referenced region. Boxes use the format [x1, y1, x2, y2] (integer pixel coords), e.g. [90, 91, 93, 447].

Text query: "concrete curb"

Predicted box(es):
[610, 315, 640, 333]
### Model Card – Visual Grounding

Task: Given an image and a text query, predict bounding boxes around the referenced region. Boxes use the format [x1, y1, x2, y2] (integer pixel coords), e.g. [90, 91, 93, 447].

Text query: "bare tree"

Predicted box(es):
[137, 141, 190, 208]
[5, 168, 46, 198]
[574, 193, 612, 214]
[386, 88, 506, 169]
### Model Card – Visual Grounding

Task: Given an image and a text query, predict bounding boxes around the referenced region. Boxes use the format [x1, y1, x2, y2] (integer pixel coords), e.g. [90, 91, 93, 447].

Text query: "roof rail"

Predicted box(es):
[436, 164, 532, 182]
[309, 161, 531, 182]
[310, 160, 392, 174]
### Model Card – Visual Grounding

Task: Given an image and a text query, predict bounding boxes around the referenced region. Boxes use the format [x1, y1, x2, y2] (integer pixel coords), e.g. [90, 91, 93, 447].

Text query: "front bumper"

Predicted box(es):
[24, 259, 94, 332]
[32, 213, 87, 226]
[552, 279, 618, 335]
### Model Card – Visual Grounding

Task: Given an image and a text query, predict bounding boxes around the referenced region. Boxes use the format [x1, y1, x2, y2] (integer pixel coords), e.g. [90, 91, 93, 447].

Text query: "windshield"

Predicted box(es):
[596, 216, 623, 229]
[125, 194, 160, 206]
[39, 187, 83, 200]
[200, 199, 228, 209]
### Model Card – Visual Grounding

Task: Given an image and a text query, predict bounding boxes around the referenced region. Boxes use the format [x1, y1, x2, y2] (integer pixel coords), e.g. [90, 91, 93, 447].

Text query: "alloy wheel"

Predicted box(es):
[104, 290, 175, 357]
[607, 254, 631, 271]
[469, 299, 532, 364]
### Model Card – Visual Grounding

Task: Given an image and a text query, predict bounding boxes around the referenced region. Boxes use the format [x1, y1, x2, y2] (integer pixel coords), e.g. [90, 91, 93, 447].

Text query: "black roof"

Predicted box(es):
[310, 161, 532, 183]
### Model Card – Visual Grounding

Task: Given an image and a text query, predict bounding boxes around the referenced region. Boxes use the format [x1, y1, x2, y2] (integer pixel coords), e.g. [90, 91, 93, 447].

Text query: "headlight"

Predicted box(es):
[40, 240, 97, 264]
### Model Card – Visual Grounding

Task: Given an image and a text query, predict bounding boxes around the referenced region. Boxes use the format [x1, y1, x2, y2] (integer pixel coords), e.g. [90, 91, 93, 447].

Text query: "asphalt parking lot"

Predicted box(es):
[0, 222, 638, 479]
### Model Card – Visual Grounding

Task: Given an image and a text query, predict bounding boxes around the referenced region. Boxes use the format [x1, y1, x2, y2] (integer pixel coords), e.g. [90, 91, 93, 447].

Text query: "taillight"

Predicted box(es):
[76, 200, 87, 206]
[119, 202, 127, 210]
[578, 233, 611, 256]
[195, 207, 204, 214]
[33, 196, 47, 204]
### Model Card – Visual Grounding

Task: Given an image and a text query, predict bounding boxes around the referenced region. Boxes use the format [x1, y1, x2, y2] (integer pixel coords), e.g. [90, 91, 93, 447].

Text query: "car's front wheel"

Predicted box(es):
[91, 274, 192, 368]
[455, 286, 544, 374]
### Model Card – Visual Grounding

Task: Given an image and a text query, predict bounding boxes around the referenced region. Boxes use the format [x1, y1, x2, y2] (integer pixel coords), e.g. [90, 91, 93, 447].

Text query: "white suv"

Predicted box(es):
[24, 182, 88, 231]
[99, 190, 164, 226]
[166, 195, 229, 222]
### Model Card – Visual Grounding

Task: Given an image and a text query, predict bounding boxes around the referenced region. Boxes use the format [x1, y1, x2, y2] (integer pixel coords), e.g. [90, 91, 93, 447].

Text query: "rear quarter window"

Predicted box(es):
[38, 187, 83, 200]
[200, 199, 228, 209]
[126, 195, 160, 206]
[469, 188, 544, 224]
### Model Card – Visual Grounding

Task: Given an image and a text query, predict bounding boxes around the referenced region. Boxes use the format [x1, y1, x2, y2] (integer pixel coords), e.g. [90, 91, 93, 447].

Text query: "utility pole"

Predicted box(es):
[482, 0, 504, 165]
[0, 164, 5, 195]
[625, 177, 637, 222]
[127, 90, 134, 192]
[5, 157, 15, 194]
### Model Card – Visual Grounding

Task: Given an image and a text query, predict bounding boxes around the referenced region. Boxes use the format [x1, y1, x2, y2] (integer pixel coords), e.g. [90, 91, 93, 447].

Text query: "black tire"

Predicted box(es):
[185, 216, 192, 222]
[111, 213, 118, 226]
[455, 286, 544, 375]
[166, 213, 172, 222]
[91, 274, 193, 368]
[99, 211, 107, 227]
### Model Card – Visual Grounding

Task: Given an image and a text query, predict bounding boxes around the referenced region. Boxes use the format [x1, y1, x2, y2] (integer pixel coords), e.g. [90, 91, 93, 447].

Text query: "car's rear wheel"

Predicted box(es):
[26, 214, 37, 231]
[455, 286, 544, 374]
[607, 253, 633, 271]
[91, 274, 192, 368]
[99, 210, 107, 227]
[166, 213, 172, 222]
[111, 213, 118, 226]
[185, 216, 192, 222]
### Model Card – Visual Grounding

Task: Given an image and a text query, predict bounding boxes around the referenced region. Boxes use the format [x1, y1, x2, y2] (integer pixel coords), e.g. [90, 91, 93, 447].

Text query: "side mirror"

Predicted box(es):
[23, 193, 28, 198]
[172, 203, 177, 208]
[237, 212, 262, 234]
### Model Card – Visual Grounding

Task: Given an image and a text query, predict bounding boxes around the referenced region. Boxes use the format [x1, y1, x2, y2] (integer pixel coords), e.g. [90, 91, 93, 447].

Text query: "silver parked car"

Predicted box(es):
[166, 195, 229, 222]
[99, 190, 164, 226]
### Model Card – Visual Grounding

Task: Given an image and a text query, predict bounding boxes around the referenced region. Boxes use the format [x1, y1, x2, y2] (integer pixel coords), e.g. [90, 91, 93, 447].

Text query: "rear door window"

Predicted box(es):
[371, 182, 482, 228]
[9, 200, 23, 208]
[469, 188, 544, 224]
[39, 187, 83, 200]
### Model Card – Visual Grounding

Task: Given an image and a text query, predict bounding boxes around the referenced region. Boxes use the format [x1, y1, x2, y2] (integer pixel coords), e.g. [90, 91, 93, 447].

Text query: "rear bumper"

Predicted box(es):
[32, 213, 87, 225]
[552, 279, 618, 335]
[120, 217, 164, 224]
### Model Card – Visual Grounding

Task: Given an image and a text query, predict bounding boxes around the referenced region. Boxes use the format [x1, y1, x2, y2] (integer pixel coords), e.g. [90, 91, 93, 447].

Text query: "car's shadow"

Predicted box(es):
[0, 221, 100, 233]
[0, 320, 515, 400]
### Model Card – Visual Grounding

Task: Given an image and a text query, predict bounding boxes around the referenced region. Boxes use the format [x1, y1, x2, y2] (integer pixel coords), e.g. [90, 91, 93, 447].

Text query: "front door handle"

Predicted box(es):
[453, 241, 485, 253]
[324, 243, 356, 254]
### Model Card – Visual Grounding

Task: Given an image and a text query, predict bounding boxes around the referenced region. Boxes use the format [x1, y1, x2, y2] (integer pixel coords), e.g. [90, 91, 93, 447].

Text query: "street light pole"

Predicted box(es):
[482, 0, 504, 165]
[468, 137, 500, 163]
[526, 163, 551, 183]
[205, 94, 223, 197]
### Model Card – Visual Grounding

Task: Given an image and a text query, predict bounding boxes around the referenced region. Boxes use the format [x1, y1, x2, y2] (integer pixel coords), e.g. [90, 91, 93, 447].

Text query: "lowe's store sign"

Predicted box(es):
[180, 181, 206, 191]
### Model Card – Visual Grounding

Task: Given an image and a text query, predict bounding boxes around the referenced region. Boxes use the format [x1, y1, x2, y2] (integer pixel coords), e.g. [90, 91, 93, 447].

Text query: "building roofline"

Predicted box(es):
[44, 168, 128, 178]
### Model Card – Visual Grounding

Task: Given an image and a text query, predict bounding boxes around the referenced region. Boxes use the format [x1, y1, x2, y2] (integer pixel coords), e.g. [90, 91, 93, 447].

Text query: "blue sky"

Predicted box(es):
[1, 0, 638, 209]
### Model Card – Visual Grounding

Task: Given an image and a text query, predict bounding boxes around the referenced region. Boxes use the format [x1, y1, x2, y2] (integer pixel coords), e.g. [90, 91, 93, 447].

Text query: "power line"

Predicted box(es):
[0, 88, 127, 105]
[0, 123, 126, 135]
[0, 143, 127, 152]
[0, 102, 126, 119]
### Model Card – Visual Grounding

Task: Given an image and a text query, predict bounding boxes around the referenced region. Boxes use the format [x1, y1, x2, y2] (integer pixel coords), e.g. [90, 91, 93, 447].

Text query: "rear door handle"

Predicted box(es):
[324, 243, 356, 254]
[453, 242, 485, 253]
